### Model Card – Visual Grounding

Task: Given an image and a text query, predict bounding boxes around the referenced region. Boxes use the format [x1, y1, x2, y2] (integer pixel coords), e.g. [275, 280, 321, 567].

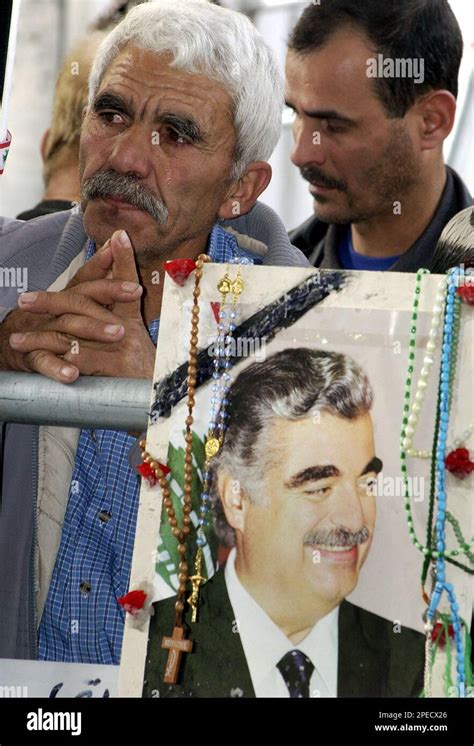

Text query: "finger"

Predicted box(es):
[66, 239, 114, 289]
[17, 286, 139, 322]
[9, 331, 75, 355]
[24, 349, 79, 383]
[67, 278, 143, 306]
[110, 230, 143, 319]
[53, 313, 126, 342]
[9, 321, 125, 353]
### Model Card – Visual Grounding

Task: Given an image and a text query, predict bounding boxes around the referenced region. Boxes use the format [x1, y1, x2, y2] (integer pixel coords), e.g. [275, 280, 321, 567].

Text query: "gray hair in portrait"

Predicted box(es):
[431, 207, 474, 274]
[210, 347, 374, 545]
[87, 0, 283, 180]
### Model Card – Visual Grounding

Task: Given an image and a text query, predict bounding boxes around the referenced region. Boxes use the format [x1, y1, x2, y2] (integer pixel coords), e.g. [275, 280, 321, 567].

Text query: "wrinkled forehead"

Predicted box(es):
[96, 43, 236, 126]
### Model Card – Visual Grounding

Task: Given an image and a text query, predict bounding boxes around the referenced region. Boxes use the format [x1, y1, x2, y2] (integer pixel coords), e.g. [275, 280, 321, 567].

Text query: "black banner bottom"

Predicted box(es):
[0, 696, 470, 744]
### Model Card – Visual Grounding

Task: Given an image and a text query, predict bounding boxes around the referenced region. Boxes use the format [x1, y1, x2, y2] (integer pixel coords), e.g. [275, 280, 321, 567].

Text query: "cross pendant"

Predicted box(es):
[188, 547, 206, 622]
[188, 572, 205, 622]
[161, 626, 193, 684]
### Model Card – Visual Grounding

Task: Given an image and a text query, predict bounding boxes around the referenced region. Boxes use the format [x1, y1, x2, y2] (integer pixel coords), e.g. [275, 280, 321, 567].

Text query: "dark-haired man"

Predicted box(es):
[144, 348, 425, 698]
[286, 0, 473, 271]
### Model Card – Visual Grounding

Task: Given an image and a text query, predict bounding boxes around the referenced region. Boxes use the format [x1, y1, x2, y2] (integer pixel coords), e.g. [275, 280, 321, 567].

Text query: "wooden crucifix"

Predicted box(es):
[161, 626, 193, 684]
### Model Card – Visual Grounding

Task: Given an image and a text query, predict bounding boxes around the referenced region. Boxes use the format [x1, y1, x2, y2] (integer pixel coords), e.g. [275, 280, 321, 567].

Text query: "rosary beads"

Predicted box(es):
[139, 253, 211, 684]
[189, 266, 244, 622]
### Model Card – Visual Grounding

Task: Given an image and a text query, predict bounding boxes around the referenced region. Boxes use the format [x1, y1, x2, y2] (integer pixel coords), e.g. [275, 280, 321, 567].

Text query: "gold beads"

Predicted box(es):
[231, 274, 244, 297]
[217, 273, 232, 295]
[205, 436, 221, 460]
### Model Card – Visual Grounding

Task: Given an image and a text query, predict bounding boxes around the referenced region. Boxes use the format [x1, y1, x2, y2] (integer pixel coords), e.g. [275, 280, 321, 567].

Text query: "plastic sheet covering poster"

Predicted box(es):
[119, 266, 473, 699]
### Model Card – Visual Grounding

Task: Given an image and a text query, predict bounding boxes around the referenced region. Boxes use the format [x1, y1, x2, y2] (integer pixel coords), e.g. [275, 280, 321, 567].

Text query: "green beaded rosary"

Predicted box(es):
[400, 268, 473, 697]
[400, 269, 474, 569]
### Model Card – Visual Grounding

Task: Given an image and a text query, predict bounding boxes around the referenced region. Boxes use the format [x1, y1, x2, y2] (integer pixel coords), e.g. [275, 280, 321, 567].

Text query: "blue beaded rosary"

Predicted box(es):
[188, 265, 243, 622]
[424, 266, 468, 698]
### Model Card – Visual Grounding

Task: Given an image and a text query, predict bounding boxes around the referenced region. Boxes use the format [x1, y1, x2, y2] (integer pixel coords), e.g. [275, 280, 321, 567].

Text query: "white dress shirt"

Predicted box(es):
[224, 548, 339, 698]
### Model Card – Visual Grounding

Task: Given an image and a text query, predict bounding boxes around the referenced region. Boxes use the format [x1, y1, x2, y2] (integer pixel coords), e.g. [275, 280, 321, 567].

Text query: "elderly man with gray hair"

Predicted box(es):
[0, 0, 308, 664]
[144, 348, 425, 698]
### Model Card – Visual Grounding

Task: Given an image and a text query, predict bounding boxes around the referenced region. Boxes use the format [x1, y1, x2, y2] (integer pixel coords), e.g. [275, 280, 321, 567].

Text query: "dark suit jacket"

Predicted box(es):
[143, 568, 425, 698]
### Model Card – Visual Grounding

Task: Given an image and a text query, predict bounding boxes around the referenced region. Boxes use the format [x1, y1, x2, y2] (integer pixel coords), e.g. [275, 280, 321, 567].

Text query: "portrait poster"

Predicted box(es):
[119, 266, 473, 699]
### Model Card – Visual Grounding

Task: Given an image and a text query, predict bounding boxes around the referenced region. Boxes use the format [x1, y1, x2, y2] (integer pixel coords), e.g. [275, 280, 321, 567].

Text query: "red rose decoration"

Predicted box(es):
[137, 460, 171, 486]
[210, 301, 221, 324]
[137, 461, 159, 486]
[164, 259, 197, 286]
[156, 462, 171, 475]
[118, 590, 147, 615]
[456, 286, 474, 306]
[445, 448, 474, 479]
[431, 621, 455, 649]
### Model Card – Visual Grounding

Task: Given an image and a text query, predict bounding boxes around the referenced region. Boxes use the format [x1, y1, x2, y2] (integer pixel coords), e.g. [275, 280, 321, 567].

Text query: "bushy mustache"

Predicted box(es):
[300, 165, 347, 192]
[303, 526, 370, 548]
[82, 169, 169, 224]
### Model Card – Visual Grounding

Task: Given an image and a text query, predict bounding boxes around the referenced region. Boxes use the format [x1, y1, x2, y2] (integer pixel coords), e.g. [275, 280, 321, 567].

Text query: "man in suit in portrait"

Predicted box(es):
[143, 348, 425, 698]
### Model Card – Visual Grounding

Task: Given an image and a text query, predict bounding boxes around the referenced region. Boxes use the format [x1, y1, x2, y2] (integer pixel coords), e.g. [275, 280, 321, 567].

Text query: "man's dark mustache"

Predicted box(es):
[300, 165, 347, 192]
[82, 170, 169, 224]
[303, 526, 370, 547]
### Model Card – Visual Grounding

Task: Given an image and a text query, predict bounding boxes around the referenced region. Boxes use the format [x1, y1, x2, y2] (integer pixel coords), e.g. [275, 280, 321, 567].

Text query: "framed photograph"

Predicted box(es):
[119, 265, 473, 698]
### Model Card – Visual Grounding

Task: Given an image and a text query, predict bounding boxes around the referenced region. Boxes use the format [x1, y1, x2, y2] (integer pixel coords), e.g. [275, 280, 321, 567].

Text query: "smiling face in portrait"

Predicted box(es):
[285, 28, 421, 225]
[222, 411, 380, 634]
[79, 44, 238, 259]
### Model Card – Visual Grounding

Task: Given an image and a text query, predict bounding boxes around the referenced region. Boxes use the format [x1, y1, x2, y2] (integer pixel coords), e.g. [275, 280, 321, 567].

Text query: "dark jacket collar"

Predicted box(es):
[208, 570, 424, 698]
[290, 166, 473, 272]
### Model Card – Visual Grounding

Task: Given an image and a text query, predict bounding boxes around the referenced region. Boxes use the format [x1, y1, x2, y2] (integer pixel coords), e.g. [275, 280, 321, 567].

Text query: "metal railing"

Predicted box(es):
[0, 372, 151, 431]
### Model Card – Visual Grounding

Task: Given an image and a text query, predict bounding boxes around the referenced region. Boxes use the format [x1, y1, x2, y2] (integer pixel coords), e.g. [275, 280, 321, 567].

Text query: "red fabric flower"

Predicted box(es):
[118, 590, 147, 615]
[456, 286, 474, 305]
[210, 301, 221, 324]
[164, 259, 197, 286]
[431, 621, 455, 649]
[137, 461, 159, 486]
[445, 448, 474, 479]
[137, 460, 171, 486]
[156, 462, 171, 475]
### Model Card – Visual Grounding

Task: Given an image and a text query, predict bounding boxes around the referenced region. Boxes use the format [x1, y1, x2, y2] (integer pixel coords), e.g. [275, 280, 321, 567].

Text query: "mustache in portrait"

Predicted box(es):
[303, 526, 370, 548]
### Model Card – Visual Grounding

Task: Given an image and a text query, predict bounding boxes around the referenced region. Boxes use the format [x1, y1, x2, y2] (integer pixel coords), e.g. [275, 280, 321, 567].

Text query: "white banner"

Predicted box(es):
[0, 658, 117, 698]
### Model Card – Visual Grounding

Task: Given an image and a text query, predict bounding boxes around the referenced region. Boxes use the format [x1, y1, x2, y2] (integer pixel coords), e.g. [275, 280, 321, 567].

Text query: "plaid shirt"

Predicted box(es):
[38, 225, 260, 664]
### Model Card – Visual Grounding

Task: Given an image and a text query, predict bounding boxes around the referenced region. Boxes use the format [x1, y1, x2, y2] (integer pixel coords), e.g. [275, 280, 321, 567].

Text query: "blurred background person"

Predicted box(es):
[16, 32, 105, 220]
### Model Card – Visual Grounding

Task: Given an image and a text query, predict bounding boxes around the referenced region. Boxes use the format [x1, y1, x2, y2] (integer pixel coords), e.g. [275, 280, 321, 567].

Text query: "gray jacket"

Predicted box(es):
[0, 203, 309, 660]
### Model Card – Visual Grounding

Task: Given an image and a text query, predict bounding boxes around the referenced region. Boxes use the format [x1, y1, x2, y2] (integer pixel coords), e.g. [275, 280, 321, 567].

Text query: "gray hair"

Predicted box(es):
[210, 348, 374, 545]
[431, 208, 474, 274]
[87, 0, 283, 179]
